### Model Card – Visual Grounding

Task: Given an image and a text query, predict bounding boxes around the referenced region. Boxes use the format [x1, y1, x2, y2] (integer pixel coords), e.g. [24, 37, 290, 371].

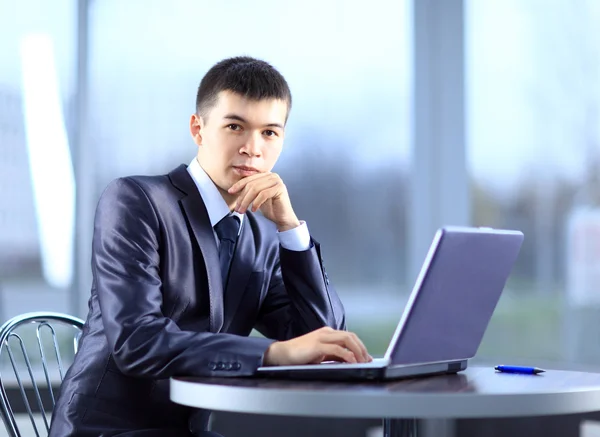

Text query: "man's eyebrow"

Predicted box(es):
[223, 114, 284, 130]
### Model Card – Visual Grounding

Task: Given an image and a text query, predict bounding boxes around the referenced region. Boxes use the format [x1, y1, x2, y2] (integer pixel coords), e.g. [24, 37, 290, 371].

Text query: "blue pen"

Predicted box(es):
[494, 365, 545, 375]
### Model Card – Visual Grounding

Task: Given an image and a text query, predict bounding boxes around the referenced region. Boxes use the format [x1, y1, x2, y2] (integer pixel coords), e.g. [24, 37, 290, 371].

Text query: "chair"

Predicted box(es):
[0, 312, 84, 437]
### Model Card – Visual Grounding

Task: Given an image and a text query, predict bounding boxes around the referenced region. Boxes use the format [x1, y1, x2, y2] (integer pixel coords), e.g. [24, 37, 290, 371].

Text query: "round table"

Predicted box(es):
[170, 366, 600, 437]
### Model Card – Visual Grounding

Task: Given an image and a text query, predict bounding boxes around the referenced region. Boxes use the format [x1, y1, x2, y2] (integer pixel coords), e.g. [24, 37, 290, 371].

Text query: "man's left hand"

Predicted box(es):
[228, 172, 300, 232]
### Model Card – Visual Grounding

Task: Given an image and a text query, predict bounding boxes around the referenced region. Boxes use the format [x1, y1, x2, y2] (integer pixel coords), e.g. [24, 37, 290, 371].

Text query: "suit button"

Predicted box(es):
[216, 363, 225, 370]
[209, 362, 217, 371]
[224, 363, 232, 370]
[232, 363, 241, 370]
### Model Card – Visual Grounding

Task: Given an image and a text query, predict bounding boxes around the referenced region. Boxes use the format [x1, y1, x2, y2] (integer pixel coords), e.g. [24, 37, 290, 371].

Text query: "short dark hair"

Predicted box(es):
[195, 56, 292, 121]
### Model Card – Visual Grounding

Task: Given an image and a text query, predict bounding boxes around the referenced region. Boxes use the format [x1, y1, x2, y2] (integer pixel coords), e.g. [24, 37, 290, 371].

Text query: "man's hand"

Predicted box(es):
[262, 327, 373, 366]
[228, 172, 300, 232]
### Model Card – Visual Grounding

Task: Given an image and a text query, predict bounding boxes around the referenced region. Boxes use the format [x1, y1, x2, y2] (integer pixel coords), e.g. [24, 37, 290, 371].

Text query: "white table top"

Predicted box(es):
[170, 366, 600, 419]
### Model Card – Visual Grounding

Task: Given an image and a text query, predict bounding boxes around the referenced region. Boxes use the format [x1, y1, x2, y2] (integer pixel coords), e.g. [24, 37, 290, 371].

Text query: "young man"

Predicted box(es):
[49, 56, 371, 437]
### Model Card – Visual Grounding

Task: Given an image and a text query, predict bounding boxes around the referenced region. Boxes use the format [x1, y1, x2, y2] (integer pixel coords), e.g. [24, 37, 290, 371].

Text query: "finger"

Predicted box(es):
[323, 332, 369, 363]
[344, 335, 370, 363]
[349, 332, 372, 362]
[252, 186, 281, 212]
[235, 179, 277, 213]
[229, 172, 268, 193]
[236, 174, 278, 203]
[235, 178, 279, 213]
[228, 171, 272, 194]
[318, 344, 357, 364]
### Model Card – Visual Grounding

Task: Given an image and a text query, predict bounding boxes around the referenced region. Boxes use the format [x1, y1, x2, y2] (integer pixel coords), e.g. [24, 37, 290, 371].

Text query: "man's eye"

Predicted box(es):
[227, 124, 241, 131]
[264, 130, 277, 137]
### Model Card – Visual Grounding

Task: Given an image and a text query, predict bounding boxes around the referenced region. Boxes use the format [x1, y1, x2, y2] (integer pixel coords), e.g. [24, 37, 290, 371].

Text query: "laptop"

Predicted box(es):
[256, 226, 524, 381]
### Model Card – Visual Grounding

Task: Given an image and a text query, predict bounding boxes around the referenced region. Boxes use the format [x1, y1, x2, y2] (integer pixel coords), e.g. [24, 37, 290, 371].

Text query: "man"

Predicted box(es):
[49, 56, 371, 437]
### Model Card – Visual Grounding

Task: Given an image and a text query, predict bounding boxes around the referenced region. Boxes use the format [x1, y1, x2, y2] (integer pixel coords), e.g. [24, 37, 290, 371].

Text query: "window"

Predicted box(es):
[467, 0, 600, 365]
[0, 0, 76, 321]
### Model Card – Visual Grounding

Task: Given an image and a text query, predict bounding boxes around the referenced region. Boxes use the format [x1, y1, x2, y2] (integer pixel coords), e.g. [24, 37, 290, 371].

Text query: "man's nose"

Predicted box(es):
[241, 133, 262, 157]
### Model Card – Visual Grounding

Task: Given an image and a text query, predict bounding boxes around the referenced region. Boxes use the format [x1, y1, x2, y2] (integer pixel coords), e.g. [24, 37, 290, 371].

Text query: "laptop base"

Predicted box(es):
[256, 360, 467, 381]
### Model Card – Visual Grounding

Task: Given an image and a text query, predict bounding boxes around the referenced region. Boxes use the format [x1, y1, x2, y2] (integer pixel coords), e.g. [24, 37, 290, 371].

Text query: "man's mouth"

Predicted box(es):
[232, 165, 260, 176]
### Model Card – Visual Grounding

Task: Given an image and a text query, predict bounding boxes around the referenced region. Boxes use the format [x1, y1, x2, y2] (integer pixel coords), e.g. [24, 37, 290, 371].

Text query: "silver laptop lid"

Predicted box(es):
[384, 227, 524, 366]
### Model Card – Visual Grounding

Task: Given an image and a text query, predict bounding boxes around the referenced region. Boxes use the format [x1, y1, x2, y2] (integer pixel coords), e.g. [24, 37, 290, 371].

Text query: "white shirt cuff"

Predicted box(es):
[277, 221, 311, 251]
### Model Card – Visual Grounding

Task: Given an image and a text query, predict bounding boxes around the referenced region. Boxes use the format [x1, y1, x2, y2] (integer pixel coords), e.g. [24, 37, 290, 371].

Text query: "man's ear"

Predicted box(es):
[190, 114, 203, 146]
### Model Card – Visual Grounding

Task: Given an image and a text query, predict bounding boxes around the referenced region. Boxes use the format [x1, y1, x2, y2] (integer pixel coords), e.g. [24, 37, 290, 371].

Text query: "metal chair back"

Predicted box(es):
[0, 312, 84, 437]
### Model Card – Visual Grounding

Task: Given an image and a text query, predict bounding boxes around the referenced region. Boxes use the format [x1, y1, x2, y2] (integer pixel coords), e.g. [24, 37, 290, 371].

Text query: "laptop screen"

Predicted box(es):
[387, 228, 524, 365]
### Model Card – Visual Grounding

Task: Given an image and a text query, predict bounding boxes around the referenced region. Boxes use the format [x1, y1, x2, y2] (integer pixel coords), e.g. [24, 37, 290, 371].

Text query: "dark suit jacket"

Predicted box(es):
[49, 164, 346, 436]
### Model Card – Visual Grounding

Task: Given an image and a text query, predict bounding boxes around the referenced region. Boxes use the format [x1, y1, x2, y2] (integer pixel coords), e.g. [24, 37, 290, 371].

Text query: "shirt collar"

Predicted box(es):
[187, 158, 244, 228]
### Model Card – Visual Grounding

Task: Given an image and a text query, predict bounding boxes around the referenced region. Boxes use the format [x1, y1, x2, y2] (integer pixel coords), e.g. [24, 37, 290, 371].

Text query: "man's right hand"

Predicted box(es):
[262, 327, 373, 366]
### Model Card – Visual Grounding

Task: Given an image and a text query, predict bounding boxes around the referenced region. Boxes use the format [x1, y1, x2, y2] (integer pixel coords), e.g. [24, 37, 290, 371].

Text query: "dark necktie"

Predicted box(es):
[214, 215, 240, 289]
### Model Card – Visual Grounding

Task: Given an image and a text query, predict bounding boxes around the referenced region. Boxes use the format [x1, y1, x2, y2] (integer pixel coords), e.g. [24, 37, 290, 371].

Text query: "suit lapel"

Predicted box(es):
[168, 165, 224, 333]
[222, 217, 254, 332]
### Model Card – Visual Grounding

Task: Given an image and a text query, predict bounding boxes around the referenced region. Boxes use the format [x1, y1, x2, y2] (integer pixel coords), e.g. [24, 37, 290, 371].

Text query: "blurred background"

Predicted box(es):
[2, 0, 600, 435]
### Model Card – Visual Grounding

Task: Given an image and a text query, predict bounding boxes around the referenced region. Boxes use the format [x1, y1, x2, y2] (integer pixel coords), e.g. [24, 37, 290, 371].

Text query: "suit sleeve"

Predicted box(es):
[254, 239, 347, 341]
[93, 178, 274, 378]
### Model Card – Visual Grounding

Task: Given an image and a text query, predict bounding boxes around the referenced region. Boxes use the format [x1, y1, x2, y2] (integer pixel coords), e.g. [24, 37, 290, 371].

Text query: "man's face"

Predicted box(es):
[190, 90, 287, 196]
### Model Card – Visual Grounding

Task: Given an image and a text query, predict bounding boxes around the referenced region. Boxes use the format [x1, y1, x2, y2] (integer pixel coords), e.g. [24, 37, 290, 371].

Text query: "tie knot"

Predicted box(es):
[214, 215, 240, 242]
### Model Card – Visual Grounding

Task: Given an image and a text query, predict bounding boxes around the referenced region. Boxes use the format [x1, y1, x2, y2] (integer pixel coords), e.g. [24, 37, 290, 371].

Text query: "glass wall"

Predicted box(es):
[467, 0, 600, 366]
[11, 0, 598, 369]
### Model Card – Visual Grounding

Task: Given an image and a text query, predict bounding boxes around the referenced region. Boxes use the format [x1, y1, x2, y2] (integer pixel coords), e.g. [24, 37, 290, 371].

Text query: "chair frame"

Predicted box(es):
[0, 312, 84, 437]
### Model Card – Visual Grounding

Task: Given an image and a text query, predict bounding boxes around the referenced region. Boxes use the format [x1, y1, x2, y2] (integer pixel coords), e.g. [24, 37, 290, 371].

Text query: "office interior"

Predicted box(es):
[2, 0, 600, 436]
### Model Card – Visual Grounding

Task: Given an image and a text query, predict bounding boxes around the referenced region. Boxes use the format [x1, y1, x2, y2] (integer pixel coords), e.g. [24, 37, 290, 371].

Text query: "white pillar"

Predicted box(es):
[71, 0, 94, 318]
[409, 0, 470, 283]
